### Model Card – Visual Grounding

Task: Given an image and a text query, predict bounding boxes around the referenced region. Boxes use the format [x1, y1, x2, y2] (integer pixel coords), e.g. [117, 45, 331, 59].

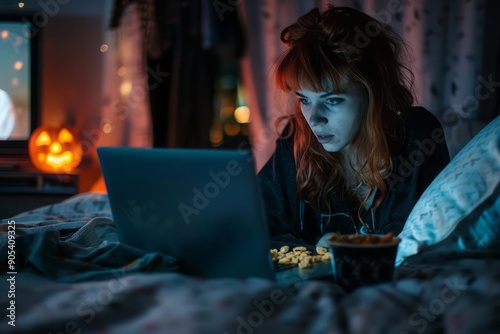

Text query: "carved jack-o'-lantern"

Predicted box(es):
[28, 126, 82, 173]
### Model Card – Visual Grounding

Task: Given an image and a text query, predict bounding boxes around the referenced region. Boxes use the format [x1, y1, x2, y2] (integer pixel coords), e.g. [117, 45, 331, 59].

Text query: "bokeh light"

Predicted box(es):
[117, 67, 127, 76]
[234, 106, 250, 123]
[119, 81, 132, 96]
[13, 61, 23, 70]
[224, 122, 240, 136]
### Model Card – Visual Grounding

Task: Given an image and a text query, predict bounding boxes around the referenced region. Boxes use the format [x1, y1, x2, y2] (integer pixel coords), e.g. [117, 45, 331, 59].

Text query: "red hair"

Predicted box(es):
[274, 5, 414, 222]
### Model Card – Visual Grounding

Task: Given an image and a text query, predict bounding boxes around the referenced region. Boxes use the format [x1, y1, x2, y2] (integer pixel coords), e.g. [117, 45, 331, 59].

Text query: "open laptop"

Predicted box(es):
[97, 146, 276, 281]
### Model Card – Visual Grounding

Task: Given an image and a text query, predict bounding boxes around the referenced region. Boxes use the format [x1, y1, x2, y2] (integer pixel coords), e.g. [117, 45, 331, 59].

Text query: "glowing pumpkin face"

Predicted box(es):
[28, 126, 82, 173]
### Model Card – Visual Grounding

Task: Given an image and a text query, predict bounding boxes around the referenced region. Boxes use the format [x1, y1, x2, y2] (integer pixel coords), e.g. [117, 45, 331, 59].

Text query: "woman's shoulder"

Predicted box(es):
[399, 106, 446, 142]
[394, 106, 449, 161]
[402, 106, 444, 132]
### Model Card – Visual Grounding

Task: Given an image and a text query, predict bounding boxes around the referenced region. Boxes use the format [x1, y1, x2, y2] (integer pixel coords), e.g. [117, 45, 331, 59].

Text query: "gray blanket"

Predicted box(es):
[1, 193, 499, 334]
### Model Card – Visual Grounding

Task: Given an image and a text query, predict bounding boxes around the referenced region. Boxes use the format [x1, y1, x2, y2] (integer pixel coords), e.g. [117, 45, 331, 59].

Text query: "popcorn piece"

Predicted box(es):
[298, 258, 311, 269]
[279, 245, 290, 253]
[316, 246, 328, 255]
[273, 245, 331, 269]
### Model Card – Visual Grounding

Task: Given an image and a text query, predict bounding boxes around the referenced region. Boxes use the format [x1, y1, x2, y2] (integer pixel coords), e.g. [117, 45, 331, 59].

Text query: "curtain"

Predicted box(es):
[109, 0, 243, 149]
[240, 0, 499, 168]
[397, 0, 497, 157]
[90, 1, 152, 192]
[146, 0, 216, 148]
[238, 0, 330, 171]
[100, 2, 152, 148]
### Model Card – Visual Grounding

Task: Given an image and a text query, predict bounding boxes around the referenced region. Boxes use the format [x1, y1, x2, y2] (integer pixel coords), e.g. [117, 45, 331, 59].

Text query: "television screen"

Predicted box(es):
[0, 14, 40, 154]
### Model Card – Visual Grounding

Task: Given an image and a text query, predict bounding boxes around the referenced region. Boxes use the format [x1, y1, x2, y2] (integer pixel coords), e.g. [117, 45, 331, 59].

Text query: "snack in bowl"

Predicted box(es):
[326, 232, 401, 293]
[327, 232, 400, 245]
[270, 245, 331, 269]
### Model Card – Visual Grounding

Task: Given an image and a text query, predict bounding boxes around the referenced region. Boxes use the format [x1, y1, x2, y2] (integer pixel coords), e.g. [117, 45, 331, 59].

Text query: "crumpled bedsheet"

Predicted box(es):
[1, 193, 499, 334]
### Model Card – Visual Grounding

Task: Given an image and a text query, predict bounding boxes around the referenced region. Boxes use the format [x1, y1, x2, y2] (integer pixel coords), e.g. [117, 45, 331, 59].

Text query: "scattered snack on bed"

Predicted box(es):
[326, 232, 400, 244]
[270, 245, 331, 269]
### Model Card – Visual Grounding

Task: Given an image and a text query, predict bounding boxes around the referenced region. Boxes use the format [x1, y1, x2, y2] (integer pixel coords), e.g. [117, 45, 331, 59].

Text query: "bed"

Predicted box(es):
[1, 116, 499, 334]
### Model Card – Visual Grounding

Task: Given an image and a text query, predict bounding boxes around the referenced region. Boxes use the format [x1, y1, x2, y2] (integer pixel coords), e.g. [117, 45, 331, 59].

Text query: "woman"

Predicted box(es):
[257, 5, 450, 246]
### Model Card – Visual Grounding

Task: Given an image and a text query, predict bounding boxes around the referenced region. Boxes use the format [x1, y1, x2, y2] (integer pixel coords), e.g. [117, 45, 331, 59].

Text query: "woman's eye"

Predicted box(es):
[298, 98, 310, 105]
[325, 97, 344, 106]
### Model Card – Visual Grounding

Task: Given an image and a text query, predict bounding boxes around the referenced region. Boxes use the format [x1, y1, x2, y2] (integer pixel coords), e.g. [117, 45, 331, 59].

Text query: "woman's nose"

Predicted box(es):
[308, 106, 328, 126]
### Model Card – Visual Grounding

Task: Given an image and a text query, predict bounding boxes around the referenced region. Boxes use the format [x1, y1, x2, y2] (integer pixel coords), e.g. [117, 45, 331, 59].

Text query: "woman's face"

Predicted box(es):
[296, 89, 365, 153]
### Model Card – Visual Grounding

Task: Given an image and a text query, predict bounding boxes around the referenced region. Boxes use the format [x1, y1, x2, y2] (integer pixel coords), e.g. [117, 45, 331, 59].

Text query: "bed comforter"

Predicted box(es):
[1, 193, 499, 334]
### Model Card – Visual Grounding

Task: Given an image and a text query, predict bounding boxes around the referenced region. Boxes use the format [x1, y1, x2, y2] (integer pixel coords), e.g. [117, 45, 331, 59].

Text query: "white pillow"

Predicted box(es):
[396, 116, 500, 266]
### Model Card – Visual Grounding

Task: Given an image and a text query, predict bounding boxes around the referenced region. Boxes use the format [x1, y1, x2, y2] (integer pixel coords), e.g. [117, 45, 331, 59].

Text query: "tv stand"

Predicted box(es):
[0, 164, 20, 171]
[0, 154, 31, 170]
[0, 156, 79, 219]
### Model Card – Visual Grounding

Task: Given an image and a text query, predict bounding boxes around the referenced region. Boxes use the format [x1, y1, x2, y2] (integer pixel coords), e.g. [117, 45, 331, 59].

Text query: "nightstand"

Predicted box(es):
[0, 159, 79, 219]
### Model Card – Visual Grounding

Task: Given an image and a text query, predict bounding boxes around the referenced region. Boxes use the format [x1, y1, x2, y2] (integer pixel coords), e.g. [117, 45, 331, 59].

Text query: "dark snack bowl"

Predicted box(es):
[327, 234, 400, 293]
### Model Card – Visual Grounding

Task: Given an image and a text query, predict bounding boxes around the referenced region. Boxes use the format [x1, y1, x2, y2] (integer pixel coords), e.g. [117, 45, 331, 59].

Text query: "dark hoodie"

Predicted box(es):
[257, 107, 450, 245]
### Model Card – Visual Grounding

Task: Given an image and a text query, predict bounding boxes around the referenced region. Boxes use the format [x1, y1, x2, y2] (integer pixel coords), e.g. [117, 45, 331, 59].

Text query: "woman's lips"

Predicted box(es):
[316, 134, 334, 144]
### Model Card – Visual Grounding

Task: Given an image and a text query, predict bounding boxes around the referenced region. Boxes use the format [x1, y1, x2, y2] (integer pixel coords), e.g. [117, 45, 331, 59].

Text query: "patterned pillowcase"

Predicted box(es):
[396, 116, 500, 266]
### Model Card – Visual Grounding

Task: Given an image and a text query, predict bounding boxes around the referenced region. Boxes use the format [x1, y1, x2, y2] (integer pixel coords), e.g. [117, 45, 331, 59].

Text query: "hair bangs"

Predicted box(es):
[275, 40, 349, 94]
